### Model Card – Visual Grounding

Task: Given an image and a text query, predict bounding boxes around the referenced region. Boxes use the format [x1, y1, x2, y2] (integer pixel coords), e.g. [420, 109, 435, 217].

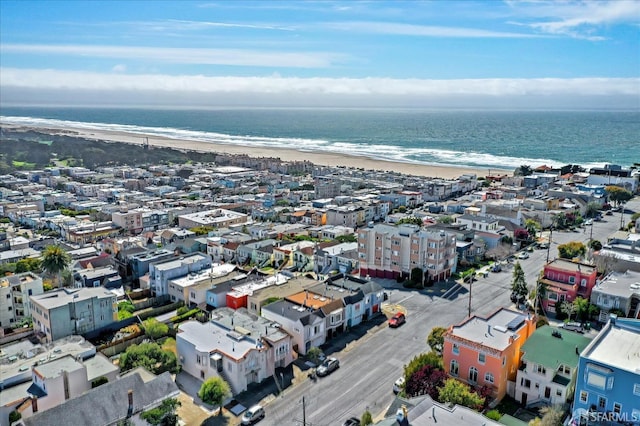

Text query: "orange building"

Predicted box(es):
[443, 308, 536, 402]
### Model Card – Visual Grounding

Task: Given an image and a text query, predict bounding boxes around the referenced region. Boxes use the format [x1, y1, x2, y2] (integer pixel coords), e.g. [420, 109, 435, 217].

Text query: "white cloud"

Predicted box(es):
[506, 0, 640, 40]
[1, 68, 637, 97]
[0, 44, 344, 68]
[323, 21, 543, 38]
[111, 64, 127, 73]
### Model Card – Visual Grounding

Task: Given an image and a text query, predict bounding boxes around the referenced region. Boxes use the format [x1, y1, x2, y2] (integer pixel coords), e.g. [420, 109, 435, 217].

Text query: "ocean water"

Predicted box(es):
[1, 107, 638, 171]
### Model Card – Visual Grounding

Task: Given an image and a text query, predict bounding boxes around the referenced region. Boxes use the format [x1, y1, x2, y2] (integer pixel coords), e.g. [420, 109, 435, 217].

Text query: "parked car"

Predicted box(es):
[510, 292, 526, 304]
[393, 376, 405, 394]
[491, 264, 502, 273]
[562, 322, 585, 334]
[584, 219, 593, 226]
[517, 252, 529, 260]
[241, 405, 265, 425]
[342, 417, 361, 426]
[538, 242, 549, 249]
[389, 312, 406, 328]
[317, 357, 340, 377]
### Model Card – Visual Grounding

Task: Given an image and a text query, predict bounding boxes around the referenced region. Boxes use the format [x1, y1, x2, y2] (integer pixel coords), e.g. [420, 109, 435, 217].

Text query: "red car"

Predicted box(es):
[389, 312, 406, 328]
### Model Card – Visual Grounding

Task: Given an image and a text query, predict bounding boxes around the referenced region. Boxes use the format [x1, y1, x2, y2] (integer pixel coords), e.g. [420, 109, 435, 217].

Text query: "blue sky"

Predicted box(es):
[1, 0, 638, 108]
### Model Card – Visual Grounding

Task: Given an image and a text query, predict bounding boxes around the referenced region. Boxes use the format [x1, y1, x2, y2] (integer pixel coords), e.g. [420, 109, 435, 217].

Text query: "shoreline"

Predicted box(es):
[1, 122, 512, 180]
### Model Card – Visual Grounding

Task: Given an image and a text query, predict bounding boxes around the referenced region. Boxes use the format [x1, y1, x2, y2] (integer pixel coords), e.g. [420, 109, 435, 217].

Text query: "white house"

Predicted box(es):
[261, 299, 325, 355]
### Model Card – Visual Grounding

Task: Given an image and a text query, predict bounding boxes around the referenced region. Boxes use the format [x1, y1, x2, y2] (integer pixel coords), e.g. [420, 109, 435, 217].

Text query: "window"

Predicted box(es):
[478, 353, 485, 364]
[579, 391, 588, 403]
[569, 276, 576, 284]
[580, 279, 587, 287]
[535, 364, 546, 375]
[587, 372, 606, 389]
[469, 367, 478, 383]
[450, 360, 459, 376]
[634, 383, 640, 396]
[613, 403, 621, 414]
[556, 389, 563, 397]
[548, 292, 558, 301]
[598, 396, 607, 409]
[452, 344, 459, 355]
[484, 372, 494, 384]
[607, 377, 614, 389]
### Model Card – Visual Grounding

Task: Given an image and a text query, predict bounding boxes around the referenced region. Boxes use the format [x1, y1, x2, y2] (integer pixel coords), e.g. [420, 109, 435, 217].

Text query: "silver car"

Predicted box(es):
[241, 405, 265, 425]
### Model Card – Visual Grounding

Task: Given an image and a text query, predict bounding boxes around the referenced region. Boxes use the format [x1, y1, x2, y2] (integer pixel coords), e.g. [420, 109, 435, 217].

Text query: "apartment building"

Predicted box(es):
[538, 259, 599, 314]
[358, 223, 457, 282]
[29, 288, 117, 342]
[0, 272, 44, 328]
[149, 252, 212, 297]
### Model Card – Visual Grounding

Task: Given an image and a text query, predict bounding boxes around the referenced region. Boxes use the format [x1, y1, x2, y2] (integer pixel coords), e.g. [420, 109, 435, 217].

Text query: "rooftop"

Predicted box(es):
[592, 270, 640, 298]
[178, 320, 263, 361]
[521, 326, 592, 369]
[30, 287, 115, 310]
[210, 307, 289, 343]
[449, 308, 531, 351]
[584, 317, 640, 374]
[547, 258, 596, 275]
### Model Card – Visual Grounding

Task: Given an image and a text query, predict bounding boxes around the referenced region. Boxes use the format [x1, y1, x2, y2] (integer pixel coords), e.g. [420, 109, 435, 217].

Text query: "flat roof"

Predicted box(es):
[152, 253, 209, 271]
[548, 259, 596, 275]
[592, 270, 640, 298]
[450, 308, 529, 351]
[30, 287, 115, 309]
[585, 319, 640, 374]
[34, 355, 84, 378]
[178, 320, 262, 361]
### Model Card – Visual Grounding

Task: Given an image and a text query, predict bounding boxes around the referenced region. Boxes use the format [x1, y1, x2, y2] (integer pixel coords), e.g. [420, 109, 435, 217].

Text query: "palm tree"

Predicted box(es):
[41, 245, 72, 288]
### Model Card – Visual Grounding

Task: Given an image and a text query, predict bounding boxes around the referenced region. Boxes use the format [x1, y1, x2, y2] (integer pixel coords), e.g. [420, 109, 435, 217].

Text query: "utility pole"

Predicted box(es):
[467, 274, 472, 317]
[302, 396, 306, 426]
[546, 227, 553, 263]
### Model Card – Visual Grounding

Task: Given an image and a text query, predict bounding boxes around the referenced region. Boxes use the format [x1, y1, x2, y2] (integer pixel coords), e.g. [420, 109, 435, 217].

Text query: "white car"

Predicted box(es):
[517, 252, 529, 260]
[241, 405, 265, 425]
[393, 377, 405, 394]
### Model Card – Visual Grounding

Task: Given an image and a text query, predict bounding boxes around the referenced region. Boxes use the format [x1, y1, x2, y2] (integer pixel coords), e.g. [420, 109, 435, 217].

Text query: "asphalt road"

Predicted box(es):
[264, 199, 639, 426]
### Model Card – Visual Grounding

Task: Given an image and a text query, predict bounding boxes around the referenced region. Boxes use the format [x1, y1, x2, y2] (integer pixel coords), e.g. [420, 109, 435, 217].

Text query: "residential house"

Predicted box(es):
[285, 289, 345, 340]
[0, 272, 43, 329]
[320, 274, 385, 325]
[29, 288, 117, 342]
[515, 326, 591, 407]
[261, 299, 325, 355]
[314, 241, 359, 276]
[73, 265, 122, 289]
[358, 224, 457, 282]
[17, 371, 179, 426]
[538, 259, 599, 314]
[571, 316, 640, 425]
[167, 263, 237, 307]
[177, 311, 289, 394]
[590, 270, 640, 321]
[443, 308, 536, 402]
[455, 214, 504, 249]
[246, 275, 317, 317]
[149, 252, 212, 297]
[177, 208, 249, 229]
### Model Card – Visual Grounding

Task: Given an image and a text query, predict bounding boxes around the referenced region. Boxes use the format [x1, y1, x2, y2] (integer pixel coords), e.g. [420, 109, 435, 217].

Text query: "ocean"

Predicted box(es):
[1, 107, 638, 171]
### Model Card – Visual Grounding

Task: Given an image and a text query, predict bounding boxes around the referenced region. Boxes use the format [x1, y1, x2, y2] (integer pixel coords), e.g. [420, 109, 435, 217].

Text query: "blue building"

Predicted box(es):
[571, 315, 640, 425]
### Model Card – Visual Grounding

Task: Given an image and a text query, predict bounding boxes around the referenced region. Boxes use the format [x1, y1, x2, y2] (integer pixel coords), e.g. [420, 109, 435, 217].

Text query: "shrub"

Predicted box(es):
[486, 409, 502, 421]
[92, 376, 109, 388]
[9, 410, 22, 423]
[176, 306, 189, 316]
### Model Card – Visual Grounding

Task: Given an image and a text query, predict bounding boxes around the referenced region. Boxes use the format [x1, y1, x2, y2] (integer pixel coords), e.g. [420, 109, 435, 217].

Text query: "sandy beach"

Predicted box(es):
[2, 122, 512, 180]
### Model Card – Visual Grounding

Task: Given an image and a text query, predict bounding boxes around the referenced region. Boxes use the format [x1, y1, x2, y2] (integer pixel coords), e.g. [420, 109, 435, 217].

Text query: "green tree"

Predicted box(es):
[427, 326, 446, 354]
[140, 398, 181, 426]
[573, 297, 591, 323]
[41, 245, 72, 288]
[515, 164, 533, 176]
[585, 202, 601, 218]
[605, 185, 633, 206]
[143, 318, 169, 340]
[410, 267, 424, 285]
[588, 239, 603, 251]
[404, 351, 443, 382]
[511, 262, 528, 301]
[438, 215, 454, 224]
[558, 241, 586, 259]
[524, 219, 541, 239]
[361, 410, 373, 426]
[119, 342, 177, 374]
[438, 378, 485, 410]
[335, 234, 357, 243]
[198, 377, 231, 416]
[118, 300, 136, 320]
[306, 346, 323, 365]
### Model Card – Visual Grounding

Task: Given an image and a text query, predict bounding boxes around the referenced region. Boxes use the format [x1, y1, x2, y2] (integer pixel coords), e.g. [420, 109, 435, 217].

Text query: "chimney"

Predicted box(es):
[127, 389, 133, 417]
[487, 324, 492, 335]
[32, 396, 38, 413]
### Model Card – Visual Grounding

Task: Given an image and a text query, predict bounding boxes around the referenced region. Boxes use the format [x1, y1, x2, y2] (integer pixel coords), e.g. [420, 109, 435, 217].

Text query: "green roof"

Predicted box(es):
[521, 326, 592, 369]
[499, 414, 529, 426]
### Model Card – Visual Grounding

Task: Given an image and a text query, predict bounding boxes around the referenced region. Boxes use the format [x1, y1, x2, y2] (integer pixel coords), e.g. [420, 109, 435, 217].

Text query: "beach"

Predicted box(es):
[2, 122, 512, 179]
